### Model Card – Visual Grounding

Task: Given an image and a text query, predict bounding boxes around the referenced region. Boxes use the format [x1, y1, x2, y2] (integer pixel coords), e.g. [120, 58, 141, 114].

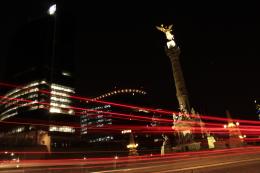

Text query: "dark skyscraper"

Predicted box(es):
[0, 3, 78, 152]
[4, 2, 74, 86]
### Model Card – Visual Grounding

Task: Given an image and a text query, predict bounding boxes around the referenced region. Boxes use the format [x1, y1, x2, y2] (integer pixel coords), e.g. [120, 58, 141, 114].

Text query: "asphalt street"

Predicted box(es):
[1, 146, 260, 173]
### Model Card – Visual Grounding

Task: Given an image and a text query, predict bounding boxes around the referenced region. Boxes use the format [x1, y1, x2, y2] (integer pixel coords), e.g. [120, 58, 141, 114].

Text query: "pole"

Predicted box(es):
[50, 13, 57, 84]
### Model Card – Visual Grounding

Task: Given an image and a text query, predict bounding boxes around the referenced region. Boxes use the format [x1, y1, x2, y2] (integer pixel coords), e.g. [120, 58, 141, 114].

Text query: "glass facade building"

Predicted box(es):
[0, 2, 78, 153]
[80, 88, 171, 155]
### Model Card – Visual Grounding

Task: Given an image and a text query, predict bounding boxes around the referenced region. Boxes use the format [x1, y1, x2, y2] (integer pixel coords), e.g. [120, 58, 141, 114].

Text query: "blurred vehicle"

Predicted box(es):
[0, 151, 20, 167]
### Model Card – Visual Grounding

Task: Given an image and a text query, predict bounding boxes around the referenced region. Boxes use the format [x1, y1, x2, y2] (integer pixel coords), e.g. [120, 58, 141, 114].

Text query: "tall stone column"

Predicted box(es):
[157, 24, 195, 151]
[165, 46, 190, 114]
[156, 24, 190, 114]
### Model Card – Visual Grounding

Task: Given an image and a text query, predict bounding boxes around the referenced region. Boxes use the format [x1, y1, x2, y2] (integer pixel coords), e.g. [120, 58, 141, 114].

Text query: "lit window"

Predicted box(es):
[49, 107, 61, 113]
[51, 84, 75, 93]
[68, 109, 74, 115]
[49, 125, 75, 133]
[62, 71, 71, 77]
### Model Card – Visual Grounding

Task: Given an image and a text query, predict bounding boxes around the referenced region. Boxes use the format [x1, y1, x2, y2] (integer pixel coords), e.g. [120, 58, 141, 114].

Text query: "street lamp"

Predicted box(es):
[47, 3, 58, 124]
[47, 4, 57, 84]
[48, 4, 56, 15]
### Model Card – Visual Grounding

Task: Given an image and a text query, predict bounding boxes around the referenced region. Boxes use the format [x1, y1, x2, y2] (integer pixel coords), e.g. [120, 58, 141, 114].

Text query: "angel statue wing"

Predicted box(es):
[156, 24, 176, 48]
[156, 24, 173, 33]
[156, 25, 166, 33]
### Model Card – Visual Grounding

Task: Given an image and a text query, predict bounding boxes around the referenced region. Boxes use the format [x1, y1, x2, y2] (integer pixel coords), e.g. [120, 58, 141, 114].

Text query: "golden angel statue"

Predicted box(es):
[156, 24, 176, 48]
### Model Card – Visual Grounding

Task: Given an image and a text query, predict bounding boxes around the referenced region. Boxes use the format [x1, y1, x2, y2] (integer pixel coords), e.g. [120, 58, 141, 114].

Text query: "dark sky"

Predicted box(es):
[0, 1, 259, 119]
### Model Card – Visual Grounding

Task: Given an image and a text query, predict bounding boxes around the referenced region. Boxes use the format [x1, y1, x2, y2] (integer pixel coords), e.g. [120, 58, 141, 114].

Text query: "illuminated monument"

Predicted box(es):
[156, 24, 190, 114]
[157, 24, 201, 152]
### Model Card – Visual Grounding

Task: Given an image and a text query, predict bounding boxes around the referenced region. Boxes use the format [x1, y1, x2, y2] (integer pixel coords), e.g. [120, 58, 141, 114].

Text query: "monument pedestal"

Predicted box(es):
[173, 142, 201, 152]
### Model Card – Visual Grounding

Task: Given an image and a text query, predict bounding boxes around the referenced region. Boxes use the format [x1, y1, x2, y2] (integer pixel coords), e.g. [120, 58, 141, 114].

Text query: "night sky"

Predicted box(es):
[0, 1, 259, 120]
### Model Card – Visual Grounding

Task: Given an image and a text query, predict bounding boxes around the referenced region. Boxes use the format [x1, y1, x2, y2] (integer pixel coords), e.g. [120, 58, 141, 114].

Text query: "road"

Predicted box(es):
[1, 146, 260, 173]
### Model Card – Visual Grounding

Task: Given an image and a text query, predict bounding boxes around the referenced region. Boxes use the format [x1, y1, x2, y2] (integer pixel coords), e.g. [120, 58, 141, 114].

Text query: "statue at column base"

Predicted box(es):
[161, 134, 172, 155]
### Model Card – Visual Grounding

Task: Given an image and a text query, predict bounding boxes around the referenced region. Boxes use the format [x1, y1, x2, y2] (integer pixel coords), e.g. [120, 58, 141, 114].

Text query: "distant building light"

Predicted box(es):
[51, 91, 70, 97]
[51, 83, 75, 93]
[127, 143, 138, 149]
[62, 71, 71, 77]
[138, 109, 149, 113]
[154, 138, 159, 142]
[121, 129, 132, 134]
[51, 96, 71, 103]
[104, 105, 111, 108]
[49, 125, 75, 133]
[49, 107, 61, 113]
[40, 80, 47, 84]
[68, 109, 74, 115]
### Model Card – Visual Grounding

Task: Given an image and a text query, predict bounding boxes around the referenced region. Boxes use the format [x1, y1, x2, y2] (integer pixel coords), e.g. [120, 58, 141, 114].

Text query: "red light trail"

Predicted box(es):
[0, 95, 260, 137]
[0, 93, 258, 129]
[2, 146, 260, 171]
[1, 81, 260, 145]
[0, 82, 260, 125]
[1, 81, 259, 126]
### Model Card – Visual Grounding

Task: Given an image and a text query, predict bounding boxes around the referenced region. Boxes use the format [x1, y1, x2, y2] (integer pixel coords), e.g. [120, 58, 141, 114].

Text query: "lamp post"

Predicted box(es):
[48, 4, 57, 84]
[47, 4, 57, 153]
